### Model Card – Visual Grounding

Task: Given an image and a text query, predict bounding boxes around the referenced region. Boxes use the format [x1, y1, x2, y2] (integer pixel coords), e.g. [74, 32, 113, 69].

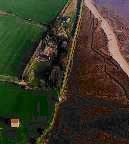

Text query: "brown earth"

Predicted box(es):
[65, 6, 129, 104]
[46, 6, 129, 144]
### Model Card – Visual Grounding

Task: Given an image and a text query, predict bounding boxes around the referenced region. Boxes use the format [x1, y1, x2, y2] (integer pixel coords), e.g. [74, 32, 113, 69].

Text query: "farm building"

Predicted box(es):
[11, 119, 20, 128]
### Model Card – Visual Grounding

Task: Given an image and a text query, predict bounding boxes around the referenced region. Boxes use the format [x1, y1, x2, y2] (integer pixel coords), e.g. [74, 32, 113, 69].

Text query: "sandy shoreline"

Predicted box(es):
[84, 0, 129, 77]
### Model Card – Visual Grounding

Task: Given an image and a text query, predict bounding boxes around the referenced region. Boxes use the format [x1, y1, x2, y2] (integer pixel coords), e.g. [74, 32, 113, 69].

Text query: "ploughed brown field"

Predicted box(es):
[46, 6, 129, 144]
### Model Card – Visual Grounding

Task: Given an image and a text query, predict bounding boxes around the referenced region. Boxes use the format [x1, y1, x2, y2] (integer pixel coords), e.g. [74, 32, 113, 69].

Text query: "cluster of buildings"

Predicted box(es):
[36, 16, 70, 64]
[32, 16, 70, 88]
[36, 36, 58, 63]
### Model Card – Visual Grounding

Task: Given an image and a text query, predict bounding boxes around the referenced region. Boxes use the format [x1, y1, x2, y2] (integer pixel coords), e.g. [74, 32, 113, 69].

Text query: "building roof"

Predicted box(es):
[11, 119, 20, 128]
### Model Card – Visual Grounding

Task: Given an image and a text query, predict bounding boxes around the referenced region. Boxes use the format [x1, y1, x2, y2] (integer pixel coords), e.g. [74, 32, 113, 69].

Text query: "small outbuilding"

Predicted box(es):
[11, 119, 20, 128]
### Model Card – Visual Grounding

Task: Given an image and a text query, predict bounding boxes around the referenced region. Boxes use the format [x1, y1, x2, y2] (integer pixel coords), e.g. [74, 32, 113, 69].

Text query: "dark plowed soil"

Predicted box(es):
[46, 6, 129, 144]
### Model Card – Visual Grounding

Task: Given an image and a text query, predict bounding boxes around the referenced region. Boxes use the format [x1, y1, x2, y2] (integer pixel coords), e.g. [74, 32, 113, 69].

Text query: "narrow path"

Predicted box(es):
[84, 0, 129, 77]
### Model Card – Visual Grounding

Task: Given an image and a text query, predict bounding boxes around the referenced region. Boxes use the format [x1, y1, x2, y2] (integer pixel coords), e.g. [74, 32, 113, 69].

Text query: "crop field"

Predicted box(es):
[0, 82, 48, 120]
[0, 0, 68, 77]
[0, 82, 58, 143]
[0, 15, 45, 77]
[0, 0, 67, 24]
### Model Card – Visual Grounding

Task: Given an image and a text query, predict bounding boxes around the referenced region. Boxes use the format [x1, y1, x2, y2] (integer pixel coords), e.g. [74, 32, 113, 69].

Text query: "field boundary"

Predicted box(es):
[60, 0, 84, 98]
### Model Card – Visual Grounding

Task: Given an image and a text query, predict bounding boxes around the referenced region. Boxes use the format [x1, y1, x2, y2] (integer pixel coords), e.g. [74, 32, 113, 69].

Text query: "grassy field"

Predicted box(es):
[0, 82, 58, 143]
[0, 15, 45, 77]
[0, 82, 48, 120]
[0, 0, 67, 24]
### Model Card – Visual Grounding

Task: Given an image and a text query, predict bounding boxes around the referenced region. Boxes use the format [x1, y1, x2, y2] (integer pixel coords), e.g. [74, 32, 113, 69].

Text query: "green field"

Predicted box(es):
[0, 0, 68, 77]
[0, 15, 45, 77]
[0, 82, 57, 143]
[0, 82, 48, 120]
[0, 0, 67, 24]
